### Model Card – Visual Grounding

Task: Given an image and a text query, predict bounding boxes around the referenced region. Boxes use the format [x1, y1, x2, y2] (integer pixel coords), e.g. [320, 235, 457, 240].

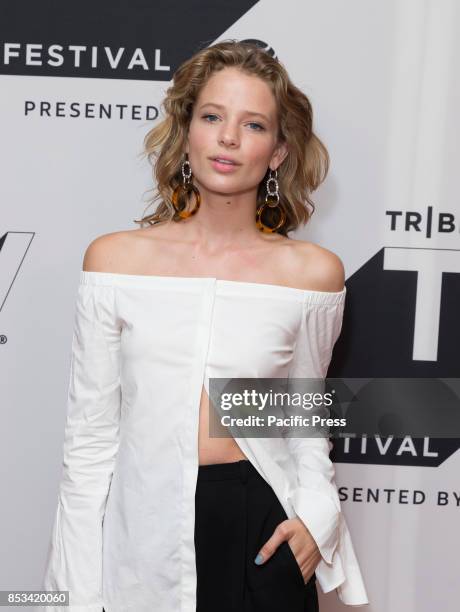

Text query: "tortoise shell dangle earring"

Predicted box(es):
[255, 168, 286, 233]
[171, 154, 201, 218]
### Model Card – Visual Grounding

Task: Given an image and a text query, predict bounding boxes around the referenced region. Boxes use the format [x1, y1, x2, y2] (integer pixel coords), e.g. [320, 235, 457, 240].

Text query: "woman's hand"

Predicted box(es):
[254, 517, 321, 583]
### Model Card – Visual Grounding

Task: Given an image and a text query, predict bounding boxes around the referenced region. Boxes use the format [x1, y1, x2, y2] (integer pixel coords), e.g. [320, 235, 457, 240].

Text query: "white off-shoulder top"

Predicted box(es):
[42, 271, 369, 611]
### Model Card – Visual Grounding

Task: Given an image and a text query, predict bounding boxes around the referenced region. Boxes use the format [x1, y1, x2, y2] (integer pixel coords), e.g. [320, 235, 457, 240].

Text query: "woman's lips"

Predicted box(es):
[210, 158, 241, 173]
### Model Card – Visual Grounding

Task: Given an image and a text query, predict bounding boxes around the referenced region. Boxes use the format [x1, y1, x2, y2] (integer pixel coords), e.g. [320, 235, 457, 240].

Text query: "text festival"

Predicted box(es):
[3, 43, 170, 72]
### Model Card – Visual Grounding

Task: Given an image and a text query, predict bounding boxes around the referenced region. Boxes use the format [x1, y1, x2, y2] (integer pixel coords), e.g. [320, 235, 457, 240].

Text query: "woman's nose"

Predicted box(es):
[218, 125, 239, 147]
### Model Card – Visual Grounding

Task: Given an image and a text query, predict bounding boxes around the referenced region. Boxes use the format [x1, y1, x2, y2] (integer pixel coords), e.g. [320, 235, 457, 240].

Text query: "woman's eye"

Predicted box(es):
[201, 114, 265, 131]
[247, 122, 265, 131]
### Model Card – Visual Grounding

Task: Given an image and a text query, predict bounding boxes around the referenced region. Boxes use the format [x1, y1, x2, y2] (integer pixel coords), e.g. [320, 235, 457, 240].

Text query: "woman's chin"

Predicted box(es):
[195, 177, 255, 198]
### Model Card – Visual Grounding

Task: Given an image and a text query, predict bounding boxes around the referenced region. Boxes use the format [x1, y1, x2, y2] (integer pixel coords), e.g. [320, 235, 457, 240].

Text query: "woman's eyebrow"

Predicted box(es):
[198, 102, 271, 123]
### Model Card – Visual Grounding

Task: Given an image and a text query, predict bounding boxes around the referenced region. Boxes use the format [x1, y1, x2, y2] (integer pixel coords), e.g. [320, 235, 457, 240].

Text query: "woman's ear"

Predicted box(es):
[270, 140, 289, 170]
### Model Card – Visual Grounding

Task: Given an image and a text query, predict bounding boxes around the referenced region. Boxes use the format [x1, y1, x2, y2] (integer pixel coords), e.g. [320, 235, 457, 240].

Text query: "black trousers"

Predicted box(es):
[194, 459, 319, 612]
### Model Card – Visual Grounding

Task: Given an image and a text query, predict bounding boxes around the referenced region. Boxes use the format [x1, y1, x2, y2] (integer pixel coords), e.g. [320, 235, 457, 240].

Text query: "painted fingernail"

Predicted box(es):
[254, 553, 263, 565]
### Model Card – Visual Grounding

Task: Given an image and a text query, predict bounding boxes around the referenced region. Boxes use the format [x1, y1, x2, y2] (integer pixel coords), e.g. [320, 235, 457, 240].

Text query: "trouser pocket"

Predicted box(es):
[280, 538, 317, 590]
[246, 483, 315, 593]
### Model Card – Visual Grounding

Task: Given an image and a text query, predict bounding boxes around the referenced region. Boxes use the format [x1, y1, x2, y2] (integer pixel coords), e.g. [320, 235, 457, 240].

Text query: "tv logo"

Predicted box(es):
[384, 246, 460, 362]
[0, 231, 35, 314]
[386, 206, 459, 238]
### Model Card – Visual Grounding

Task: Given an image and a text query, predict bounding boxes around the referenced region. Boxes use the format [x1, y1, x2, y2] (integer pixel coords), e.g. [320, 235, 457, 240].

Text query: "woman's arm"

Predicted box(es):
[42, 237, 122, 612]
[285, 245, 346, 564]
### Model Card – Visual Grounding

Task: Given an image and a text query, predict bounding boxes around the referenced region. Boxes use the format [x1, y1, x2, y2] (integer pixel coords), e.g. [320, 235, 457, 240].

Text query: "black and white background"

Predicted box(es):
[1, 1, 459, 611]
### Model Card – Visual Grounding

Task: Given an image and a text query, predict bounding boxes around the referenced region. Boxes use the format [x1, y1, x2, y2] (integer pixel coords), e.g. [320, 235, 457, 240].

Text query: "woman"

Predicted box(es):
[42, 41, 369, 611]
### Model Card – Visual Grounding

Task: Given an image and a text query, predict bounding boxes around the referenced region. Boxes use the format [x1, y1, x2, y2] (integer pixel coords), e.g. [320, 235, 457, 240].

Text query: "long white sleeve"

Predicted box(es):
[41, 280, 121, 612]
[285, 289, 369, 605]
[285, 291, 346, 564]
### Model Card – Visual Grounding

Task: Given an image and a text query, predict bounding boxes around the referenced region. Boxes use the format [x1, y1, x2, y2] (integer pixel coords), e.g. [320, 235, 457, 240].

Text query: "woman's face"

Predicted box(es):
[185, 67, 288, 198]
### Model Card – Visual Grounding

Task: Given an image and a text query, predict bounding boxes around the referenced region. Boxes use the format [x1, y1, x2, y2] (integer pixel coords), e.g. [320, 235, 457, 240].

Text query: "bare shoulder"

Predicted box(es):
[289, 239, 345, 292]
[82, 229, 141, 273]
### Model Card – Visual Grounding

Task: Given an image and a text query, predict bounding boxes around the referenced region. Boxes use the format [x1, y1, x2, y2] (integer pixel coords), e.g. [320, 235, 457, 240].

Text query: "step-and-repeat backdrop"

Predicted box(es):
[1, 1, 458, 611]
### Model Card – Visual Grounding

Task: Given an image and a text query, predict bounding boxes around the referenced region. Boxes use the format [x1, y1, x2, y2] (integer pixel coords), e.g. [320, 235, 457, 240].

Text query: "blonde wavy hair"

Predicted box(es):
[134, 39, 329, 236]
